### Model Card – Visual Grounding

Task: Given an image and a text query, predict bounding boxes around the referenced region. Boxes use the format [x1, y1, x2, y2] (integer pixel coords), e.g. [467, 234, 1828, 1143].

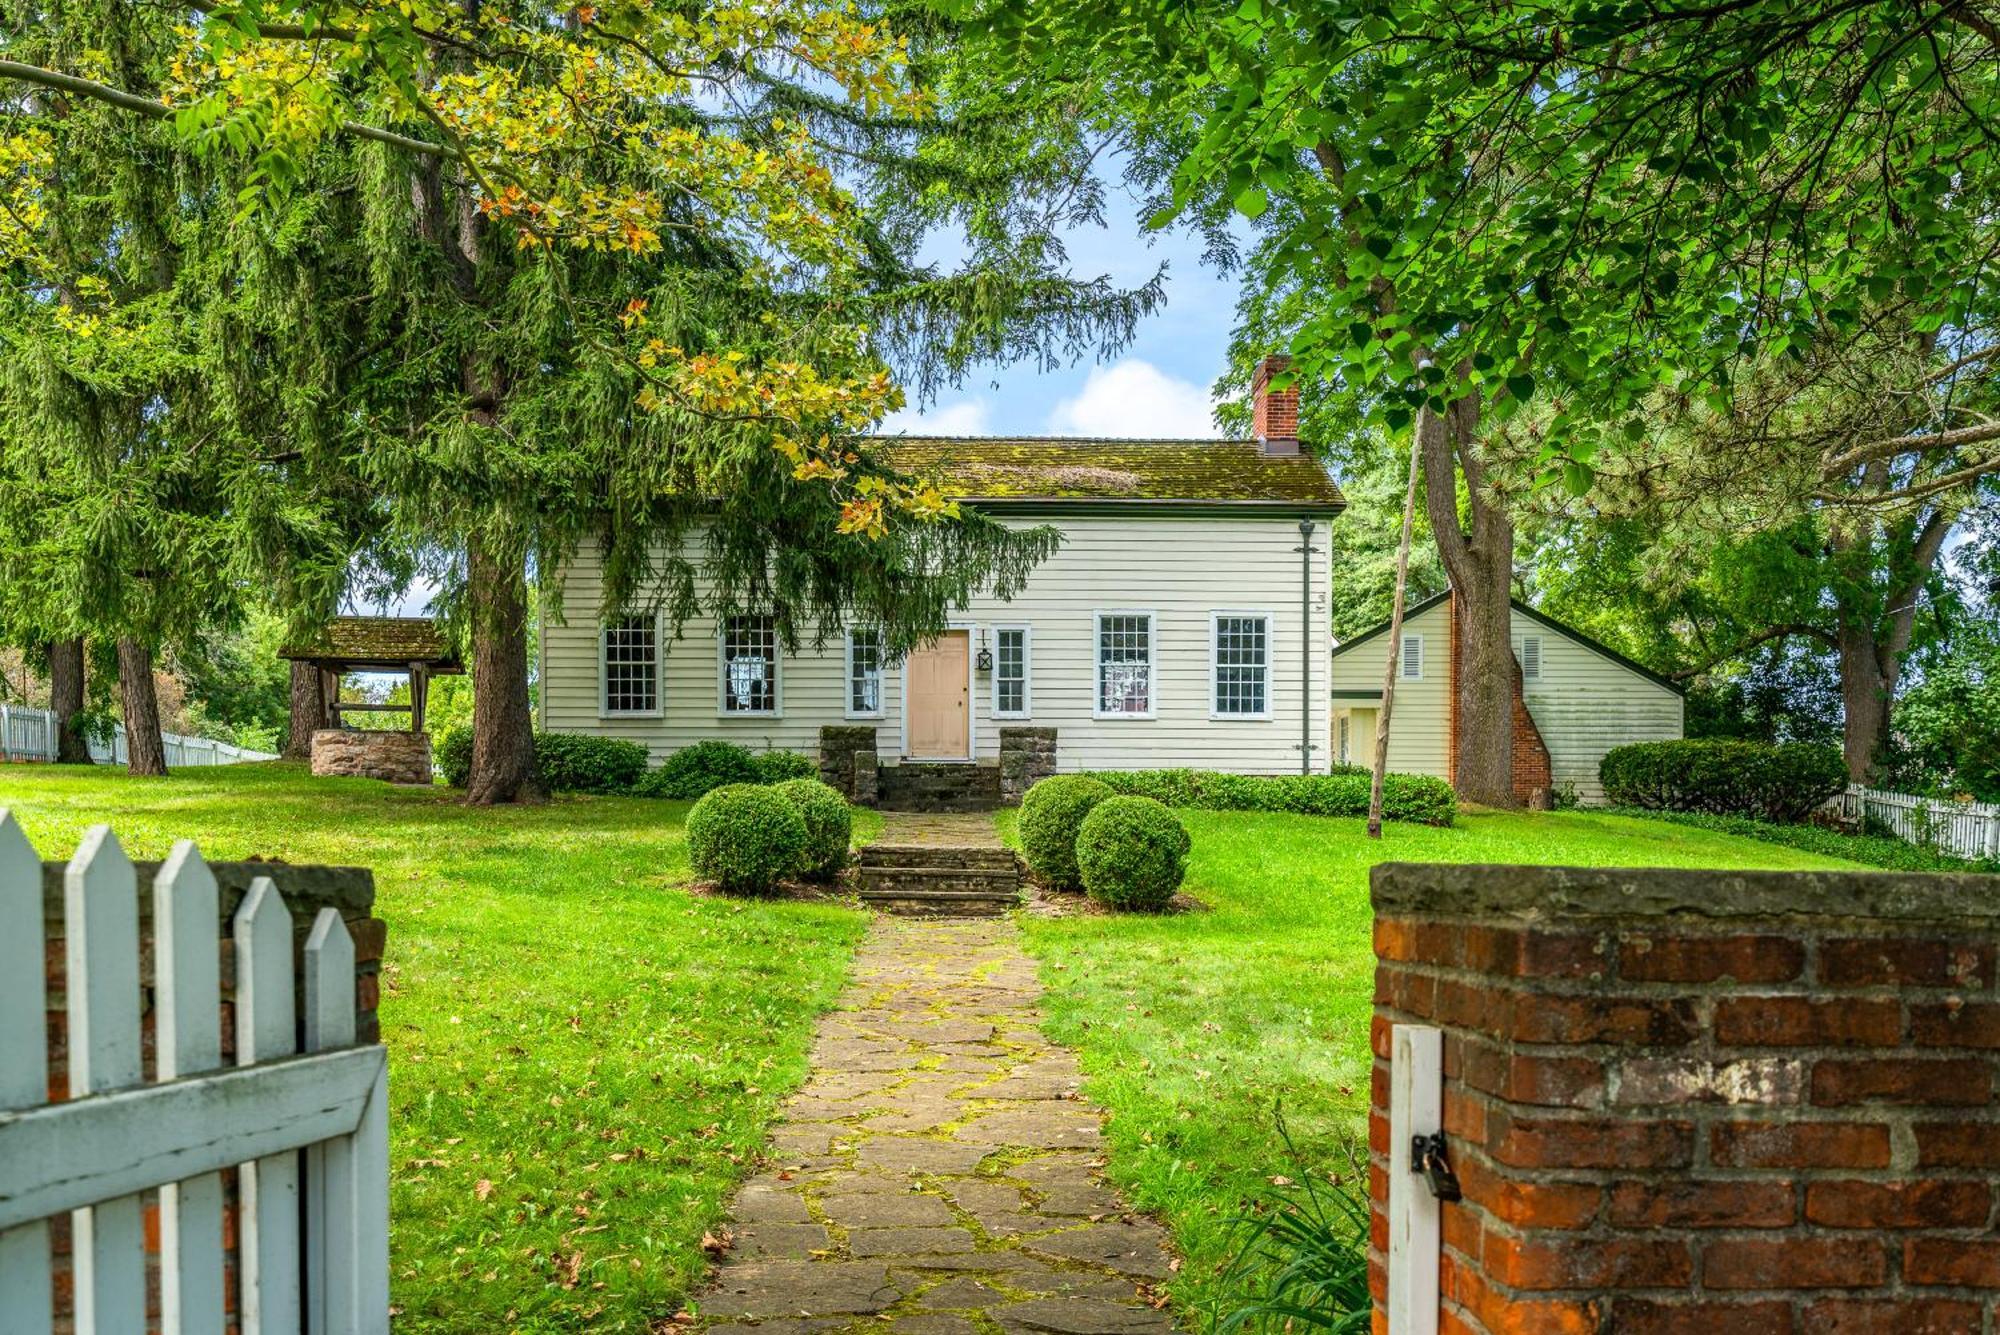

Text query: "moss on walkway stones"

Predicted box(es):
[701, 918, 1179, 1335]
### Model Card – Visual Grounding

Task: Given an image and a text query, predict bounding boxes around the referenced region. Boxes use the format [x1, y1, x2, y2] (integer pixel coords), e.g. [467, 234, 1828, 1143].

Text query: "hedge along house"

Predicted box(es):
[1328, 590, 1684, 806]
[539, 357, 1345, 805]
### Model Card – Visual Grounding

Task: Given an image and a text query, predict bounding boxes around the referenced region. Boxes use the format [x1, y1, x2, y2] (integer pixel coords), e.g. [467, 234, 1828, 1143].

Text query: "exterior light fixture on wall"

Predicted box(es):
[975, 628, 994, 674]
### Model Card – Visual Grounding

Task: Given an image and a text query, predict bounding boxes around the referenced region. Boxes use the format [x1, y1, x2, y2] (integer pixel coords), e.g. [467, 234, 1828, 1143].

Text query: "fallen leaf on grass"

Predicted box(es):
[475, 1178, 495, 1200]
[701, 1229, 734, 1256]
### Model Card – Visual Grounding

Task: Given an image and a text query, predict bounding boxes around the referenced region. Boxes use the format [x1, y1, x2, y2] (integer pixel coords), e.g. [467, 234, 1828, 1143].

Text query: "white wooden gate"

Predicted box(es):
[0, 812, 390, 1334]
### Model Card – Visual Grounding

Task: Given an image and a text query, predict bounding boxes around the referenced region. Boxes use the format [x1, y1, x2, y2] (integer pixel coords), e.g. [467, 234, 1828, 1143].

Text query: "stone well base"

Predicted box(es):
[311, 729, 434, 785]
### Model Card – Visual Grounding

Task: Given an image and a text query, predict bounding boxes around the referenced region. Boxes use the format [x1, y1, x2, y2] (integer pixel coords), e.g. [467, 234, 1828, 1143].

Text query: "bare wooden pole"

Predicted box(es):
[1368, 409, 1427, 839]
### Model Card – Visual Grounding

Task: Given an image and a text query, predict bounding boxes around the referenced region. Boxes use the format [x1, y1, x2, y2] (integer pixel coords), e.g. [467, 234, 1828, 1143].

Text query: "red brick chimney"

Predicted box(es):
[1252, 354, 1300, 455]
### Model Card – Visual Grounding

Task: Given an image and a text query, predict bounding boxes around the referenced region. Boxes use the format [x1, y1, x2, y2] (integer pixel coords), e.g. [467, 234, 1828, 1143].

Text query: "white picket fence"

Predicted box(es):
[0, 703, 278, 766]
[0, 813, 390, 1333]
[1840, 784, 2000, 861]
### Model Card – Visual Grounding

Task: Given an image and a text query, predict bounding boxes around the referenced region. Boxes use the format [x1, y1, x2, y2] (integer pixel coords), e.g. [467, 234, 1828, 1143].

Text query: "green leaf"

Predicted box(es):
[1234, 186, 1270, 220]
[1505, 374, 1536, 403]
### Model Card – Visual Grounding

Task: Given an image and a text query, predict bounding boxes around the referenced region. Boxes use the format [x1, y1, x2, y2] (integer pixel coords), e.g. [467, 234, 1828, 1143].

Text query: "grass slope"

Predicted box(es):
[0, 762, 870, 1334]
[1005, 806, 1860, 1321]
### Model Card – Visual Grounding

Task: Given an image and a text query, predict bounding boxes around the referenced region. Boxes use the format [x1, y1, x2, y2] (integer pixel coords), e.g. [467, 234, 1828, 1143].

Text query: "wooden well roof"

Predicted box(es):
[281, 617, 462, 671]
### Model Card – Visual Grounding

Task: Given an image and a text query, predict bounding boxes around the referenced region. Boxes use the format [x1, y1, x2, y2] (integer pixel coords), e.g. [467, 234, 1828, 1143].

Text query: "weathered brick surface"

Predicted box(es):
[1369, 863, 2000, 1332]
[37, 857, 381, 1334]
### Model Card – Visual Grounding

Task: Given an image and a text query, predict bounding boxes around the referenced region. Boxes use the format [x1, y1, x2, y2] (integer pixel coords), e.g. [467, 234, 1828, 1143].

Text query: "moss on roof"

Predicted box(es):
[282, 617, 461, 668]
[878, 437, 1346, 507]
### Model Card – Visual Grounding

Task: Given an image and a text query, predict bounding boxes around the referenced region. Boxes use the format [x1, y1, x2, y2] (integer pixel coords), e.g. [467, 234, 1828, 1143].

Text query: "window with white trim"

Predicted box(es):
[1212, 614, 1271, 717]
[722, 615, 779, 714]
[1338, 714, 1351, 763]
[1516, 635, 1543, 681]
[1095, 613, 1154, 717]
[993, 627, 1030, 717]
[847, 627, 883, 717]
[601, 615, 659, 715]
[1401, 634, 1425, 681]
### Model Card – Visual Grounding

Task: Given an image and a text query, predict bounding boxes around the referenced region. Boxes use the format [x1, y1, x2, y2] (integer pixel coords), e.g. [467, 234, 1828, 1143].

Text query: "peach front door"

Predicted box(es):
[905, 631, 971, 759]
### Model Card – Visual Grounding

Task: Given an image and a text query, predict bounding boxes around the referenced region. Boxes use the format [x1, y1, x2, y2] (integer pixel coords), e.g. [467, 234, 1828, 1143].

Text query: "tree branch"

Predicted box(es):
[0, 58, 446, 158]
[1670, 622, 1841, 678]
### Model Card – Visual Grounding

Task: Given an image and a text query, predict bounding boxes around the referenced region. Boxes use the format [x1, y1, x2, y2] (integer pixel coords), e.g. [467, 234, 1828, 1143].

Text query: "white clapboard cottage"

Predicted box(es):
[1327, 590, 1686, 805]
[539, 359, 1346, 805]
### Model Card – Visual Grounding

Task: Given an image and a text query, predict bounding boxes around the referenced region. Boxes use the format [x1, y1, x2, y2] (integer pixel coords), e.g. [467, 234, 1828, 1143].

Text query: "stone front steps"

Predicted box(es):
[857, 842, 1022, 917]
[875, 762, 1004, 813]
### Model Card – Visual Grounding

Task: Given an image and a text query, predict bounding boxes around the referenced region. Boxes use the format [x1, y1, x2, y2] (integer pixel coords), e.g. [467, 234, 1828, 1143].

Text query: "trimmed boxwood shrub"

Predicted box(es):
[635, 740, 763, 799]
[1086, 768, 1458, 827]
[1018, 774, 1114, 890]
[775, 777, 853, 880]
[535, 733, 650, 794]
[754, 749, 818, 784]
[1600, 740, 1846, 824]
[686, 783, 808, 893]
[1076, 796, 1190, 911]
[437, 725, 474, 788]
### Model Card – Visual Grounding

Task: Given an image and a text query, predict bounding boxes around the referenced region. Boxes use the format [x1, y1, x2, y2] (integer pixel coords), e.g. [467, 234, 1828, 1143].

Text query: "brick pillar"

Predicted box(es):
[1369, 863, 2000, 1333]
[41, 859, 382, 1329]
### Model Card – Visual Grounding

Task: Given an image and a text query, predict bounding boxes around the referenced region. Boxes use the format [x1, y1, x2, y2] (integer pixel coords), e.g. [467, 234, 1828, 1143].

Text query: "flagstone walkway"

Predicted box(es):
[702, 916, 1178, 1335]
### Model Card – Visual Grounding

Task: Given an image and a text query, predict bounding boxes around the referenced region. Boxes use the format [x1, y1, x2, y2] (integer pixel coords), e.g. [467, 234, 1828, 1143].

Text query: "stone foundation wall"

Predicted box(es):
[310, 727, 433, 785]
[819, 725, 879, 805]
[1369, 862, 2000, 1333]
[998, 727, 1058, 804]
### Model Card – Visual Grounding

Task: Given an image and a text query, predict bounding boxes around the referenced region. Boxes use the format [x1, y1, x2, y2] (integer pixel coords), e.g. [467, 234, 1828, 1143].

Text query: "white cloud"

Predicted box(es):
[1044, 360, 1221, 439]
[879, 398, 994, 436]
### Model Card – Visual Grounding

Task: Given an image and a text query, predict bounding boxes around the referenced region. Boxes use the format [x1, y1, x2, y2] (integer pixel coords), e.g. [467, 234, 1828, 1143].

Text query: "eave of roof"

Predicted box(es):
[876, 435, 1346, 510]
[1327, 591, 1687, 697]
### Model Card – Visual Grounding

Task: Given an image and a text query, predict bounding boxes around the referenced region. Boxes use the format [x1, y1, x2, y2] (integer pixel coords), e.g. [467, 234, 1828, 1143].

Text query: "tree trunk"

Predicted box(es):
[117, 638, 168, 777]
[1421, 394, 1519, 807]
[1369, 416, 1427, 838]
[466, 536, 544, 805]
[46, 637, 91, 763]
[1836, 621, 1892, 785]
[286, 659, 329, 759]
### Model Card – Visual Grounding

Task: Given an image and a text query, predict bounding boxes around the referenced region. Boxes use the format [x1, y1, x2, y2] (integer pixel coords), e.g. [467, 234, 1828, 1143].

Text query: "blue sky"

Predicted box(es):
[881, 183, 1240, 440]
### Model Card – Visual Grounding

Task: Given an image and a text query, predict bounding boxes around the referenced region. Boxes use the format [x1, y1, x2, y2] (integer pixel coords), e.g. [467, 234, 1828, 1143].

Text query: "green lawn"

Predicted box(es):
[0, 761, 872, 1335]
[1003, 805, 1862, 1321]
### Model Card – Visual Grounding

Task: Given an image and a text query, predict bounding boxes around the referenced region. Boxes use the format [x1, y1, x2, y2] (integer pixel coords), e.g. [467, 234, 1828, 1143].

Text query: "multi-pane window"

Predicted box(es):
[1212, 614, 1270, 716]
[847, 627, 883, 717]
[1401, 634, 1425, 681]
[1516, 635, 1543, 681]
[602, 616, 659, 715]
[722, 615, 779, 714]
[994, 628, 1029, 716]
[1338, 714, 1351, 764]
[1095, 613, 1154, 716]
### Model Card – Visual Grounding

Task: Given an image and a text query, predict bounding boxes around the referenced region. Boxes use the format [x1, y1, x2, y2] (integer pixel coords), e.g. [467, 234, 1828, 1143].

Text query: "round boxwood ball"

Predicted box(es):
[687, 783, 808, 894]
[1018, 774, 1114, 891]
[774, 777, 853, 881]
[1075, 796, 1190, 912]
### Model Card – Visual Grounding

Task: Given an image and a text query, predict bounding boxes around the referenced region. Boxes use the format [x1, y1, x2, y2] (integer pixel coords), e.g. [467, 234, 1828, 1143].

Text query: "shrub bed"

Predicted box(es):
[686, 784, 808, 893]
[754, 749, 818, 784]
[1612, 808, 2000, 874]
[775, 777, 854, 880]
[534, 733, 651, 794]
[435, 726, 649, 795]
[1019, 774, 1114, 890]
[1085, 768, 1457, 826]
[1600, 739, 1845, 823]
[1076, 796, 1190, 911]
[437, 725, 474, 788]
[635, 740, 764, 799]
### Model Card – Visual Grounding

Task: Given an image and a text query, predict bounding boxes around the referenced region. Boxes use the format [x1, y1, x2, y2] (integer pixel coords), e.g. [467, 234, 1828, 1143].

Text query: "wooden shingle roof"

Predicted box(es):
[877, 437, 1345, 509]
[281, 617, 462, 670]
